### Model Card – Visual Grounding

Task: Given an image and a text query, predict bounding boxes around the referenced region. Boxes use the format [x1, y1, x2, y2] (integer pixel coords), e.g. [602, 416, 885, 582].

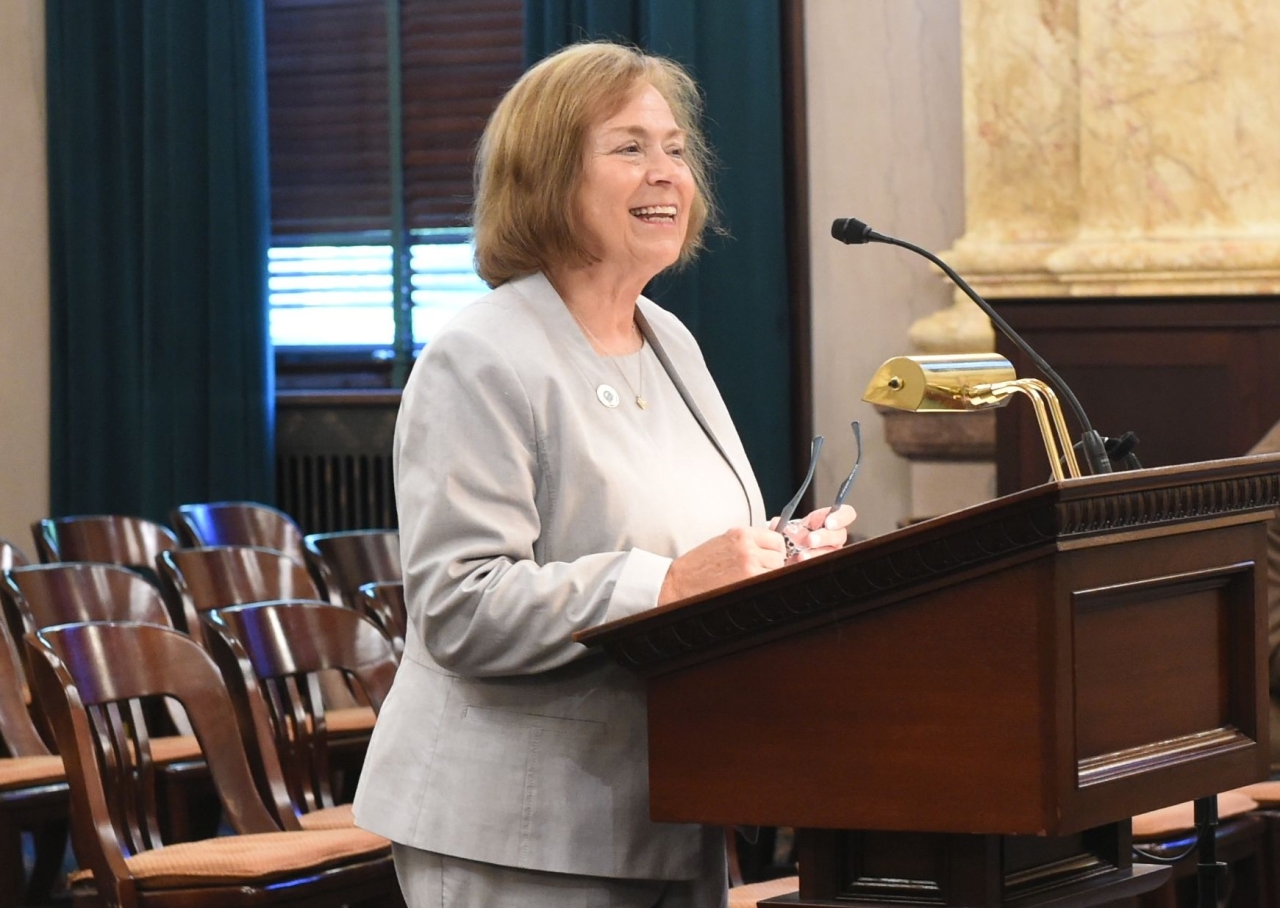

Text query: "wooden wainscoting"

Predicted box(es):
[994, 295, 1280, 494]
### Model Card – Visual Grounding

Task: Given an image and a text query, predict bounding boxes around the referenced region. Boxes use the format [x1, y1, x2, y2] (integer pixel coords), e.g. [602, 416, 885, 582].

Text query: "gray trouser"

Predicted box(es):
[392, 843, 728, 908]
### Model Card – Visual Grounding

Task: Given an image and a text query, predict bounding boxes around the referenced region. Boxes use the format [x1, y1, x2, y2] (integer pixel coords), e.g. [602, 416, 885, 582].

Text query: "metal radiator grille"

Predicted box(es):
[276, 452, 396, 535]
[275, 392, 400, 535]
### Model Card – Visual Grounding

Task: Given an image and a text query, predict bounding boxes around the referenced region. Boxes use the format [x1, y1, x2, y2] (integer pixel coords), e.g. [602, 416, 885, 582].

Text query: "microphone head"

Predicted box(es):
[831, 217, 874, 244]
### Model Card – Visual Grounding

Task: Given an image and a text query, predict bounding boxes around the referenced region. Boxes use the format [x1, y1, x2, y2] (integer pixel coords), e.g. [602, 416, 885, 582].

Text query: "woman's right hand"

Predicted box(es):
[657, 527, 787, 606]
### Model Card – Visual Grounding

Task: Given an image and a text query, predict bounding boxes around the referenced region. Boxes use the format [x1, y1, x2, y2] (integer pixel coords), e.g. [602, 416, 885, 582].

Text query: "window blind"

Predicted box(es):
[266, 0, 392, 236]
[401, 0, 525, 229]
[265, 0, 523, 238]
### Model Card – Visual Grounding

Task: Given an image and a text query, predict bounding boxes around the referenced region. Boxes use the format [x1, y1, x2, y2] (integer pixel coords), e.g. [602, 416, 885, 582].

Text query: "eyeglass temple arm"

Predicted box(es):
[830, 421, 862, 511]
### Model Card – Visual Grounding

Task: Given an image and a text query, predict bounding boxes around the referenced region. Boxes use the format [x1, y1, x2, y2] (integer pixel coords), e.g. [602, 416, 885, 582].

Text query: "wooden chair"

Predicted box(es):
[1132, 793, 1268, 908]
[1, 562, 203, 745]
[1, 563, 156, 706]
[0, 537, 29, 572]
[2, 562, 210, 839]
[0, 607, 68, 908]
[31, 515, 178, 580]
[26, 621, 400, 907]
[202, 600, 399, 829]
[303, 529, 400, 610]
[155, 546, 376, 737]
[170, 501, 308, 565]
[354, 581, 406, 654]
[154, 545, 323, 648]
[1230, 782, 1280, 908]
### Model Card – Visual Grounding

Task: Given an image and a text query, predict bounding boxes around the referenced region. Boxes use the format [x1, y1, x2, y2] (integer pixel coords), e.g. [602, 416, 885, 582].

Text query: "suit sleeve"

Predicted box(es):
[394, 324, 672, 678]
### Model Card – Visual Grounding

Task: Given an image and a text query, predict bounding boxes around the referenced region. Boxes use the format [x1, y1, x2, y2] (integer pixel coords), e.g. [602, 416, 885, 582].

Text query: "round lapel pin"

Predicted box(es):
[596, 384, 620, 409]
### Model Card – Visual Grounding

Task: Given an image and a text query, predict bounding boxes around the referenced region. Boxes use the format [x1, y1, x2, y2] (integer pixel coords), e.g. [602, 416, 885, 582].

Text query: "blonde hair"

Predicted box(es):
[472, 41, 716, 288]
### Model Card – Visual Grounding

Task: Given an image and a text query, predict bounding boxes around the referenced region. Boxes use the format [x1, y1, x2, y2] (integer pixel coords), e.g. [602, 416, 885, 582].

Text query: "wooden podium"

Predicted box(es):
[578, 455, 1280, 908]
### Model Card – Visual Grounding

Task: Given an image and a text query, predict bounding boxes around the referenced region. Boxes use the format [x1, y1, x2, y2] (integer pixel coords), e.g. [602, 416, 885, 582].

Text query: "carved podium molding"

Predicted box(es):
[584, 457, 1280, 678]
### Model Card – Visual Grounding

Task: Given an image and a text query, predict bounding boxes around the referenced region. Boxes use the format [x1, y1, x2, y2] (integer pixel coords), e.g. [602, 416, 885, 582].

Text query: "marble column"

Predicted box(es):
[940, 0, 1280, 302]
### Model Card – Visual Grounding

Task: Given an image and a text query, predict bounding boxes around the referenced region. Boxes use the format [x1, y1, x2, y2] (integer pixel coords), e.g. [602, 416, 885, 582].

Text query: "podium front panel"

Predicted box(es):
[644, 520, 1268, 836]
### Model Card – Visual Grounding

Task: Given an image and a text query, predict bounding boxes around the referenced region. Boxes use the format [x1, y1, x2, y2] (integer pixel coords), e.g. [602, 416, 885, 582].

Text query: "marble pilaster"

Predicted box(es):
[941, 0, 1280, 302]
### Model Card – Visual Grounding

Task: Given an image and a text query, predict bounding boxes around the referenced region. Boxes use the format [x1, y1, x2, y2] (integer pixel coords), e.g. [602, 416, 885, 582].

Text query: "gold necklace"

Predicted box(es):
[568, 309, 647, 409]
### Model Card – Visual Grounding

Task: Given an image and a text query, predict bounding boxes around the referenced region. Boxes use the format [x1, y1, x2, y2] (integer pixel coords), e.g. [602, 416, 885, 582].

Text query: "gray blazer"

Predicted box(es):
[352, 272, 766, 880]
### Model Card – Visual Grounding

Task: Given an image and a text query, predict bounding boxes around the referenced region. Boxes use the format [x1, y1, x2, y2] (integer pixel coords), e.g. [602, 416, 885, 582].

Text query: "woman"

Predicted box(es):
[353, 41, 855, 908]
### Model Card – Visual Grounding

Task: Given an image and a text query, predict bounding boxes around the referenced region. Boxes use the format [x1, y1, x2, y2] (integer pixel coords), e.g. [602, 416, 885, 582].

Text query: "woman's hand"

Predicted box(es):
[772, 504, 857, 562]
[658, 527, 787, 606]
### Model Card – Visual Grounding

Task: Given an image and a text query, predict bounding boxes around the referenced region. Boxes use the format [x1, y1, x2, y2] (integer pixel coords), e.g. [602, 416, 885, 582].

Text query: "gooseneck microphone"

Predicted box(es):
[832, 216, 1121, 476]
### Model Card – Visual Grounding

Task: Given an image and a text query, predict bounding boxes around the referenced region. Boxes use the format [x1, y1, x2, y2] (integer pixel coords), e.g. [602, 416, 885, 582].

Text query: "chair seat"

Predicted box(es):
[69, 827, 390, 890]
[1132, 791, 1258, 841]
[728, 875, 799, 908]
[298, 803, 355, 831]
[326, 706, 376, 735]
[0, 754, 64, 789]
[150, 734, 202, 764]
[1231, 780, 1280, 807]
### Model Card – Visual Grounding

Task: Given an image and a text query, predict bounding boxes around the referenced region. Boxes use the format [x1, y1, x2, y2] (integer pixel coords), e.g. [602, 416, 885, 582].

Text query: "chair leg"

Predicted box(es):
[24, 819, 69, 905]
[0, 820, 23, 908]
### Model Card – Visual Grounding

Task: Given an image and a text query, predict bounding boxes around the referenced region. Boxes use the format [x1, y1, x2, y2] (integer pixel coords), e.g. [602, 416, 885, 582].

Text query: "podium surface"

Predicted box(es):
[578, 455, 1280, 907]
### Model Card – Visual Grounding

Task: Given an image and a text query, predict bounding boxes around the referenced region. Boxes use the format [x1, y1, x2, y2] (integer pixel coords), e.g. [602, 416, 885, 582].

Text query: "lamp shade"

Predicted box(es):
[862, 354, 1017, 412]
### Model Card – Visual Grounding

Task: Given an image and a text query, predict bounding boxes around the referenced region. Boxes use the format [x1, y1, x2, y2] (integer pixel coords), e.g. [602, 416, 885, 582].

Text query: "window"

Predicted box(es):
[264, 0, 524, 370]
[267, 231, 489, 349]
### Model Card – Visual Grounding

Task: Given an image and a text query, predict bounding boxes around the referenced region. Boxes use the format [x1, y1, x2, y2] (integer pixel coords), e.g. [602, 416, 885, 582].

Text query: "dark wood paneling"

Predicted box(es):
[1072, 566, 1245, 760]
[646, 557, 1052, 833]
[994, 296, 1280, 495]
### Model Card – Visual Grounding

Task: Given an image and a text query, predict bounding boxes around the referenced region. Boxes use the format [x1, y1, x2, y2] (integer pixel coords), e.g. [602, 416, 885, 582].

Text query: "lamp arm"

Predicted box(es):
[1019, 379, 1083, 479]
[978, 380, 1082, 482]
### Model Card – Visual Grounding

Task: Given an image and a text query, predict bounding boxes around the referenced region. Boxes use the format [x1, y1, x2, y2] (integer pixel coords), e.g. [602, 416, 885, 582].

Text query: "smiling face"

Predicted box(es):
[575, 82, 696, 282]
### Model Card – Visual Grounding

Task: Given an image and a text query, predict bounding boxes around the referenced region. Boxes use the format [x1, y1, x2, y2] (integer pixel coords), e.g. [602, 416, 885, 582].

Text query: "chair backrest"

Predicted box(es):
[31, 515, 178, 574]
[203, 600, 400, 818]
[0, 601, 50, 758]
[171, 502, 308, 564]
[26, 622, 299, 889]
[155, 545, 322, 648]
[2, 562, 188, 741]
[355, 580, 407, 654]
[303, 529, 401, 608]
[0, 536, 30, 571]
[3, 562, 176, 638]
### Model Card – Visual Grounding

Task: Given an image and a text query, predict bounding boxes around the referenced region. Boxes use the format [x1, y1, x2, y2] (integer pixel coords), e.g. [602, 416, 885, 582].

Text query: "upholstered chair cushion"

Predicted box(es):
[1132, 792, 1257, 841]
[728, 875, 800, 908]
[149, 735, 202, 763]
[70, 827, 389, 889]
[0, 754, 64, 789]
[1231, 781, 1280, 807]
[297, 803, 356, 830]
[326, 706, 376, 735]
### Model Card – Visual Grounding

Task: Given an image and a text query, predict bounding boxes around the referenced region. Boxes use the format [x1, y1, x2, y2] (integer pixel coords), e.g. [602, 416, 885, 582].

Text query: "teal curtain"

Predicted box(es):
[526, 0, 794, 512]
[46, 1, 273, 521]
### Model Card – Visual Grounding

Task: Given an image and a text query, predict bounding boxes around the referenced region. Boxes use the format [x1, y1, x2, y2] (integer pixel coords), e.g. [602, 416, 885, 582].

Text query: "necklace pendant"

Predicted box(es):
[636, 396, 648, 410]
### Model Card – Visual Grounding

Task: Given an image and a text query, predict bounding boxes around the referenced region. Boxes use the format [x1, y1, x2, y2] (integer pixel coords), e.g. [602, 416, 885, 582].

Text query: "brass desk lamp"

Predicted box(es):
[863, 354, 1083, 482]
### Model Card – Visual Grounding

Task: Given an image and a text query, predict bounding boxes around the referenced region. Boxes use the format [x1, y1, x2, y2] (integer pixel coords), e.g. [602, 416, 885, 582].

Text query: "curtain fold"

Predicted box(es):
[525, 0, 794, 512]
[46, 1, 273, 521]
